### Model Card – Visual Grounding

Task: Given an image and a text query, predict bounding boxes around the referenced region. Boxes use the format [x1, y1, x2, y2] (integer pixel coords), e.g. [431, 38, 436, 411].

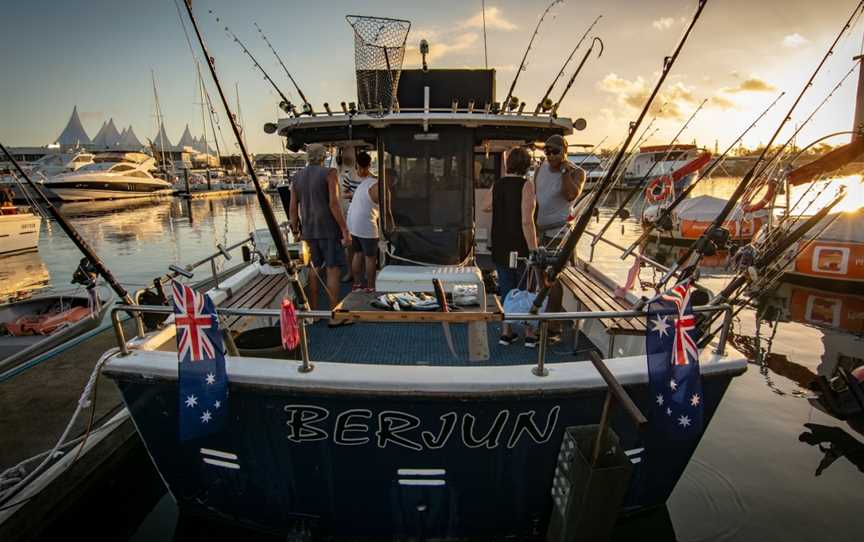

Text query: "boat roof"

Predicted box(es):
[273, 111, 575, 150]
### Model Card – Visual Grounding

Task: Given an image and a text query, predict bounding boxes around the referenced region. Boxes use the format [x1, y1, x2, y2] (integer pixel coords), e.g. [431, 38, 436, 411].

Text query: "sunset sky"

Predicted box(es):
[1, 0, 862, 154]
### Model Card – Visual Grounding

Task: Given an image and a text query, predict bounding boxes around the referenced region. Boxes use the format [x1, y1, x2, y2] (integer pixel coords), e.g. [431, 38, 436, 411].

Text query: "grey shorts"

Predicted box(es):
[306, 238, 346, 268]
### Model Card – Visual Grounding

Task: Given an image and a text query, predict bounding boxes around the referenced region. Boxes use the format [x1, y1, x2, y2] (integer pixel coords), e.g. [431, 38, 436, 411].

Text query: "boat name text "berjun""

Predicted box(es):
[283, 405, 561, 450]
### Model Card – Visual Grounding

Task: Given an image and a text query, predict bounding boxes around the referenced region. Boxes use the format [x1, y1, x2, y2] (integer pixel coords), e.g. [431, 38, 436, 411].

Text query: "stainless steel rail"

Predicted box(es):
[109, 303, 733, 377]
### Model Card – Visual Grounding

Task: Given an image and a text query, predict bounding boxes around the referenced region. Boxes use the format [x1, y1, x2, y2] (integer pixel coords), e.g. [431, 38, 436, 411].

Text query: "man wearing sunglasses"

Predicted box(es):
[534, 134, 586, 342]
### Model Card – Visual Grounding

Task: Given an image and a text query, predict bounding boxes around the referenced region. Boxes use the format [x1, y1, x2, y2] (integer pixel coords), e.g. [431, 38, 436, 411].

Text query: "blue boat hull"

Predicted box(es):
[114, 373, 734, 539]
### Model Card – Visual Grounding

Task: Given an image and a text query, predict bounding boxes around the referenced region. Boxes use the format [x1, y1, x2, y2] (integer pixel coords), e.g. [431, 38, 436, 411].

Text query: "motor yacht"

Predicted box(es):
[44, 161, 174, 201]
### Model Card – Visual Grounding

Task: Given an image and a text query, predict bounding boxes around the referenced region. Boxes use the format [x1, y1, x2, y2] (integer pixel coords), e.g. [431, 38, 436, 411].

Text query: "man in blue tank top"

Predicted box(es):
[289, 144, 352, 321]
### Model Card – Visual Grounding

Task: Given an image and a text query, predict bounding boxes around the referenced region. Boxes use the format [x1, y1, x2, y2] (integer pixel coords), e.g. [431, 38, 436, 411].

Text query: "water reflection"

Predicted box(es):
[0, 250, 50, 304]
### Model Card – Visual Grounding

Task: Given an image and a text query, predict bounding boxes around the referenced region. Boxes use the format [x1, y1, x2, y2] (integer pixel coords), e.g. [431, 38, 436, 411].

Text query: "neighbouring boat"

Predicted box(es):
[103, 49, 747, 538]
[783, 208, 864, 292]
[0, 206, 41, 255]
[44, 160, 173, 201]
[642, 194, 770, 245]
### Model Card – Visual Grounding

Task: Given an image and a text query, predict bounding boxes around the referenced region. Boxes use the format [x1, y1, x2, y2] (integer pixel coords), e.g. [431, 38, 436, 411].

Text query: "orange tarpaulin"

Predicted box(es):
[787, 138, 864, 186]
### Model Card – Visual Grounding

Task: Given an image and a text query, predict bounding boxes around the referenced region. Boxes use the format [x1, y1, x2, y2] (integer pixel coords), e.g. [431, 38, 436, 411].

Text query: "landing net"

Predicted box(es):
[346, 15, 411, 115]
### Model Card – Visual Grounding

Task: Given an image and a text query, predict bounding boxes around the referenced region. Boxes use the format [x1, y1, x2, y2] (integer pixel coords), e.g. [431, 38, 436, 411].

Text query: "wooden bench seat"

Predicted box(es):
[220, 273, 288, 329]
[560, 267, 646, 335]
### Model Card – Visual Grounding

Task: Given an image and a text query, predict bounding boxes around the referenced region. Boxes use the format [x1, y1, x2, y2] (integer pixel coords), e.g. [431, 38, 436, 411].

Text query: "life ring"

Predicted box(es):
[741, 177, 778, 213]
[645, 175, 673, 203]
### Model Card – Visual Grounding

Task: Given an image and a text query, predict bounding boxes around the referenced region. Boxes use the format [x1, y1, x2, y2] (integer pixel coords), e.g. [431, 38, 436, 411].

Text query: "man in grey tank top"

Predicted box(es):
[289, 144, 352, 321]
[534, 134, 586, 340]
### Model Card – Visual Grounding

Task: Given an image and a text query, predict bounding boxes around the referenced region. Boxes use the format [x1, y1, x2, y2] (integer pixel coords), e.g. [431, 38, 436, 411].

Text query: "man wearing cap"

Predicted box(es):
[289, 144, 352, 320]
[534, 134, 586, 341]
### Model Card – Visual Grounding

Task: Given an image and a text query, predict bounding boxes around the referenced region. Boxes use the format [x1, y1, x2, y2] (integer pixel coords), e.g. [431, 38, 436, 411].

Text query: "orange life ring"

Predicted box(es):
[645, 175, 673, 203]
[741, 178, 778, 213]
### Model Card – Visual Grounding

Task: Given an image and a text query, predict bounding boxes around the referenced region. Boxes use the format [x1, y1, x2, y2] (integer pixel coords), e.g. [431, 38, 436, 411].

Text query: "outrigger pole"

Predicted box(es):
[503, 0, 564, 111]
[589, 97, 707, 251]
[622, 91, 785, 257]
[657, 0, 864, 288]
[254, 22, 313, 115]
[537, 15, 602, 113]
[217, 18, 296, 116]
[0, 143, 142, 318]
[550, 37, 604, 117]
[181, 0, 310, 309]
[530, 0, 709, 317]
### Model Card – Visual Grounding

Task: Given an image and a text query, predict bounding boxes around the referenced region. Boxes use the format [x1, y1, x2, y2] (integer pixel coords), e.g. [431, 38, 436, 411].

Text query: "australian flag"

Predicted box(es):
[646, 279, 703, 439]
[172, 281, 229, 441]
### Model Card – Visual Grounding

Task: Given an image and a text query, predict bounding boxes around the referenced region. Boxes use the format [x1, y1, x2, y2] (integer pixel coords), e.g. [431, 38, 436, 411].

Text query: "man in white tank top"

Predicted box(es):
[534, 134, 586, 341]
[346, 151, 379, 291]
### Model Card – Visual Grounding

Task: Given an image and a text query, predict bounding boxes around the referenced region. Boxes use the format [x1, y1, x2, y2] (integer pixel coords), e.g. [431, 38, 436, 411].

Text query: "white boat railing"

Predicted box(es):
[109, 303, 733, 378]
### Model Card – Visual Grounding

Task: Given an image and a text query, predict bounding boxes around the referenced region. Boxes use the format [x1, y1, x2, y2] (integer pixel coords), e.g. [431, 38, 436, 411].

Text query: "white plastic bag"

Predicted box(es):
[502, 288, 548, 326]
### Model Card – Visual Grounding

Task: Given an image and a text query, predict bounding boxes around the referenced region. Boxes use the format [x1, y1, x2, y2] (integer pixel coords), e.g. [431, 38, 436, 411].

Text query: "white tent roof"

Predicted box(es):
[55, 106, 91, 146]
[117, 125, 143, 149]
[151, 122, 174, 149]
[177, 124, 196, 148]
[92, 118, 122, 148]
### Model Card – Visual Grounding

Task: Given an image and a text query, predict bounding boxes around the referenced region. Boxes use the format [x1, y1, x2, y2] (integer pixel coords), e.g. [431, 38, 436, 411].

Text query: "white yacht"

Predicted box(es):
[29, 150, 94, 179]
[44, 161, 174, 201]
[0, 206, 41, 255]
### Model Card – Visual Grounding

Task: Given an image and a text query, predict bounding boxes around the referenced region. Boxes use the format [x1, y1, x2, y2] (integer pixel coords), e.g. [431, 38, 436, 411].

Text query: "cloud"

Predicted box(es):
[404, 32, 479, 65]
[783, 33, 809, 48]
[597, 73, 696, 119]
[722, 77, 776, 93]
[709, 95, 736, 110]
[652, 17, 675, 30]
[461, 6, 517, 31]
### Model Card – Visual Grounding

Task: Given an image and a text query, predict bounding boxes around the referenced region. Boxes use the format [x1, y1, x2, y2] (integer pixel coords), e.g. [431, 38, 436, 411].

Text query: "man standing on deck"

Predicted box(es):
[289, 144, 352, 324]
[336, 146, 360, 284]
[534, 134, 586, 341]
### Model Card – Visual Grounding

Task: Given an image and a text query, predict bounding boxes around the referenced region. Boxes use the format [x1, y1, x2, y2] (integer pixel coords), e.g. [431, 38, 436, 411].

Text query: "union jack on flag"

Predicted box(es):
[172, 281, 228, 441]
[646, 279, 703, 439]
[172, 281, 217, 362]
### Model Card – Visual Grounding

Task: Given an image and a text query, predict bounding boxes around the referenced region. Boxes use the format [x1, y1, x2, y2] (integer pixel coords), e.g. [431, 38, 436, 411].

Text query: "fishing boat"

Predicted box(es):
[618, 144, 705, 189]
[43, 160, 173, 201]
[101, 19, 748, 534]
[0, 205, 41, 255]
[641, 194, 770, 245]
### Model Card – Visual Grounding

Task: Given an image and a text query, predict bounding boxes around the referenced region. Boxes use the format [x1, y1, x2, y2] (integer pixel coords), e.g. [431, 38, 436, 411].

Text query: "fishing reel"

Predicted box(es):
[703, 226, 730, 256]
[510, 96, 525, 111]
[71, 257, 98, 289]
[279, 100, 293, 114]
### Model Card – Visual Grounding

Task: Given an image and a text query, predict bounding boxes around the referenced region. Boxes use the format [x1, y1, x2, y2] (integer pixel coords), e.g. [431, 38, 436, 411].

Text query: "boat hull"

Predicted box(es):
[110, 361, 738, 538]
[0, 213, 40, 255]
[45, 187, 174, 201]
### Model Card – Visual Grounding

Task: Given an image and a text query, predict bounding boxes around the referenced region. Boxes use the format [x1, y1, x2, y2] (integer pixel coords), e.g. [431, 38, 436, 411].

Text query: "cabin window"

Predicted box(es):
[380, 127, 474, 265]
[473, 153, 500, 189]
[111, 164, 134, 172]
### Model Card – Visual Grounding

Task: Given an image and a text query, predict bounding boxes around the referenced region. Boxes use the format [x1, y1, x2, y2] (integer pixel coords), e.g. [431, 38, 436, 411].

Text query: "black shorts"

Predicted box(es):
[351, 236, 378, 257]
[307, 238, 346, 268]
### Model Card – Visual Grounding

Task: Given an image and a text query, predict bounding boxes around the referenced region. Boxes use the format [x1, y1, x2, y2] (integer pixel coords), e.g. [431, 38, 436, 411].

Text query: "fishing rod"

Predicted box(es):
[622, 91, 785, 257]
[254, 22, 313, 115]
[529, 0, 709, 319]
[575, 136, 608, 167]
[590, 98, 708, 250]
[181, 0, 309, 309]
[551, 37, 604, 117]
[536, 15, 602, 114]
[503, 0, 565, 112]
[212, 12, 295, 116]
[656, 0, 864, 290]
[697, 188, 845, 348]
[0, 143, 142, 319]
[592, 126, 659, 210]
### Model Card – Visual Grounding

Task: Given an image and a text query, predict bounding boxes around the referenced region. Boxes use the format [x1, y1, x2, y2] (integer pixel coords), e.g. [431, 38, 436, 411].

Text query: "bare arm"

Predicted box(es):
[521, 179, 538, 251]
[289, 185, 300, 236]
[560, 162, 585, 202]
[327, 168, 350, 239]
[368, 181, 380, 204]
[481, 185, 493, 213]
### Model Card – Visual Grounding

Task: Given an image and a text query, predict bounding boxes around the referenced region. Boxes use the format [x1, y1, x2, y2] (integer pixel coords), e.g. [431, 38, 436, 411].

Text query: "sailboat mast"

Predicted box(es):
[151, 69, 170, 174]
[197, 64, 211, 170]
[236, 82, 249, 174]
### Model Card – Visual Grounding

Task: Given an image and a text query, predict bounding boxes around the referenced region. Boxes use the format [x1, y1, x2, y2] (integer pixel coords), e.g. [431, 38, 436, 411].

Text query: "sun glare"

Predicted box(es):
[788, 174, 864, 215]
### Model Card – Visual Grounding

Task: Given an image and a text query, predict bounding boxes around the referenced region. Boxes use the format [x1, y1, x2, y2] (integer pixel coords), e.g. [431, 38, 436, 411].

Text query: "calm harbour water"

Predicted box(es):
[13, 180, 864, 541]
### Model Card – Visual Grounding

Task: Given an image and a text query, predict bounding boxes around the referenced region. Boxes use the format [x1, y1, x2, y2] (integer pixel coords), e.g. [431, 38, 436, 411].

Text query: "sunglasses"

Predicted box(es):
[544, 147, 562, 156]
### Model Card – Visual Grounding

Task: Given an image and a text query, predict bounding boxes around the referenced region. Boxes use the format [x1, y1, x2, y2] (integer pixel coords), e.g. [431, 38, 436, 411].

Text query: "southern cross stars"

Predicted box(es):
[656, 394, 664, 406]
[669, 378, 677, 391]
[185, 395, 198, 408]
[678, 415, 691, 428]
[205, 372, 216, 385]
[214, 400, 221, 409]
[690, 394, 701, 407]
[651, 315, 671, 337]
[201, 410, 212, 423]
